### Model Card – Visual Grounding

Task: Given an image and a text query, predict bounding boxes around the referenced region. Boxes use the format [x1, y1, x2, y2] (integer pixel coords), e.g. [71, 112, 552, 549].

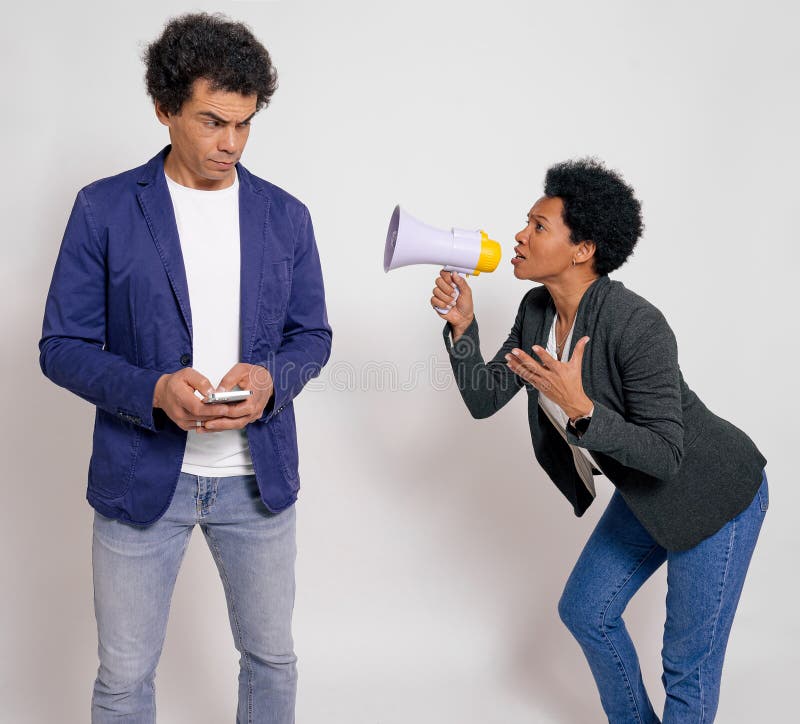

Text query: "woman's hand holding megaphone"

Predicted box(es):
[432, 270, 475, 341]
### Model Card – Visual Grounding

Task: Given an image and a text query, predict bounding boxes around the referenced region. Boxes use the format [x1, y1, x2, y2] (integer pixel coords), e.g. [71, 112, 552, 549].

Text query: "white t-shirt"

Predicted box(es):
[166, 171, 254, 477]
[537, 314, 601, 497]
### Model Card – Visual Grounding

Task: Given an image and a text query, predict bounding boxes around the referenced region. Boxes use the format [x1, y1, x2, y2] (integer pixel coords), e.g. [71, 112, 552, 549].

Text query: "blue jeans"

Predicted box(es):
[558, 471, 768, 724]
[91, 472, 297, 723]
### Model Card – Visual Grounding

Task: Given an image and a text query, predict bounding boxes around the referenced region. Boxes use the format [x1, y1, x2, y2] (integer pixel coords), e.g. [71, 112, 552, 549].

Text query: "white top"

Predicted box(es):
[537, 314, 600, 497]
[166, 171, 254, 477]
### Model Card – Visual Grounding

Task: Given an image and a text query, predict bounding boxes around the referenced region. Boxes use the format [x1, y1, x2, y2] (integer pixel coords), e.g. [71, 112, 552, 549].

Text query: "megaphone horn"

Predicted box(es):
[384, 205, 502, 312]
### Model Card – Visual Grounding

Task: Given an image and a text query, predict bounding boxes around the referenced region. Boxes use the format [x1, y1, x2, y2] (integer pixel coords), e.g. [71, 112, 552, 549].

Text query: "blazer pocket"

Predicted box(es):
[260, 259, 292, 324]
[268, 407, 299, 484]
[88, 410, 142, 499]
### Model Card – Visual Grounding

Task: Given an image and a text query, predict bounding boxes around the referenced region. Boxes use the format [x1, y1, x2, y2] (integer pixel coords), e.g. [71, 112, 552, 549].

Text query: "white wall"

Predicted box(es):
[2, 1, 797, 721]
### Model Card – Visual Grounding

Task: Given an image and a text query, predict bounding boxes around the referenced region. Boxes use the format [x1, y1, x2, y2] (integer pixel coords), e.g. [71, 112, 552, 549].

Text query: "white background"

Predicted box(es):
[1, 1, 797, 722]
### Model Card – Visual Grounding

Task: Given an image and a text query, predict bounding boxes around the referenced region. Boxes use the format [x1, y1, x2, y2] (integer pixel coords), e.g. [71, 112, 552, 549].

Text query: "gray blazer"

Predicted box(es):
[443, 275, 765, 551]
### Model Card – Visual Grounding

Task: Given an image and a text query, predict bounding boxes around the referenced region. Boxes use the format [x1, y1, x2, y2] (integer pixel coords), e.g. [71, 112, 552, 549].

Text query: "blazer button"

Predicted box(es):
[180, 354, 191, 366]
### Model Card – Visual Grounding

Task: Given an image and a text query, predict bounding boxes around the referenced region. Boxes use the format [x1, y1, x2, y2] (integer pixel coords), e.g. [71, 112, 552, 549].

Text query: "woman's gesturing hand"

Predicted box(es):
[505, 337, 594, 421]
[431, 270, 474, 340]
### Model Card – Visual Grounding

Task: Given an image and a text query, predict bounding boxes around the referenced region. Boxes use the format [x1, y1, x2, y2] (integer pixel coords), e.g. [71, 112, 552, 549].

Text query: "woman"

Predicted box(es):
[432, 158, 767, 723]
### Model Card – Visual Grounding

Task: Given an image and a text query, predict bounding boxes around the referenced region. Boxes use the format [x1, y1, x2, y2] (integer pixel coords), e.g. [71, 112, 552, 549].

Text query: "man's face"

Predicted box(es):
[156, 78, 258, 190]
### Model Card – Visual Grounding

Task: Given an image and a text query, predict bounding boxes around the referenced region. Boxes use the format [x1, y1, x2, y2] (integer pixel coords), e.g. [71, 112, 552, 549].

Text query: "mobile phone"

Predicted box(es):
[204, 390, 253, 404]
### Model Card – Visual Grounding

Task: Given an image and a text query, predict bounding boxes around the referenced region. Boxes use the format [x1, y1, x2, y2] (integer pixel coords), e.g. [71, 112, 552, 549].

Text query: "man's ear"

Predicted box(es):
[154, 101, 171, 127]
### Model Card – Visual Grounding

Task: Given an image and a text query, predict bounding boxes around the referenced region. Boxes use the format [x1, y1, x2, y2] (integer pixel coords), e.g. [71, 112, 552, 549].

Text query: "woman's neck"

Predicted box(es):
[545, 275, 600, 328]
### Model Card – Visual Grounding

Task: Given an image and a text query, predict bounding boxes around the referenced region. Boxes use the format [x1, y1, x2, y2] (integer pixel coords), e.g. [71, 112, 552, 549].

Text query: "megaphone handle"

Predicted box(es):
[433, 270, 464, 314]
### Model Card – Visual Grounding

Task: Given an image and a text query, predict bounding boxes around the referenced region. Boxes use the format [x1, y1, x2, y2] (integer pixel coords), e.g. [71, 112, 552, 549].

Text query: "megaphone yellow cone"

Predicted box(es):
[472, 231, 502, 275]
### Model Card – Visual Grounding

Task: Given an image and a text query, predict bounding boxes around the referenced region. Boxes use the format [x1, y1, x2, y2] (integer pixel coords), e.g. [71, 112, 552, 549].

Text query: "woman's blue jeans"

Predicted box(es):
[558, 471, 768, 724]
[91, 472, 297, 724]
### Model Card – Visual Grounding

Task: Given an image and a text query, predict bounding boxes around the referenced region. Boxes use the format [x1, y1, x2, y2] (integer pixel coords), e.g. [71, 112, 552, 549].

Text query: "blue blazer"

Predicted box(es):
[40, 147, 332, 525]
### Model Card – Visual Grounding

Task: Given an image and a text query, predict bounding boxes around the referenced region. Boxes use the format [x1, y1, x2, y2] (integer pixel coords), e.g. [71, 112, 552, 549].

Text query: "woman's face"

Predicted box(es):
[512, 196, 581, 282]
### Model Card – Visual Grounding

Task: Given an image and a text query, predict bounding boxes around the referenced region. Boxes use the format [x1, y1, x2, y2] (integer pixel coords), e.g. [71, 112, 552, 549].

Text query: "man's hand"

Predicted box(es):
[153, 368, 231, 431]
[202, 363, 275, 432]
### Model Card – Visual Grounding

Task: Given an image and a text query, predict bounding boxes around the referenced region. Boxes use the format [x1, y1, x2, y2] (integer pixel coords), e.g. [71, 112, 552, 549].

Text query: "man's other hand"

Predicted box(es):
[202, 363, 275, 432]
[153, 368, 230, 431]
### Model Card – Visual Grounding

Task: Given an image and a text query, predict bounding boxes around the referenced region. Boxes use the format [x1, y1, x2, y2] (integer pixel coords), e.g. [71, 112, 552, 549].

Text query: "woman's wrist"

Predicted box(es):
[450, 315, 474, 342]
[566, 396, 594, 423]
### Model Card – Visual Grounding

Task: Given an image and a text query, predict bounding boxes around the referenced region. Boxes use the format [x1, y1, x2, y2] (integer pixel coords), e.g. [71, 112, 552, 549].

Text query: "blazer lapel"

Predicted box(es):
[567, 274, 611, 400]
[136, 148, 193, 339]
[569, 275, 610, 357]
[537, 298, 556, 352]
[237, 165, 271, 360]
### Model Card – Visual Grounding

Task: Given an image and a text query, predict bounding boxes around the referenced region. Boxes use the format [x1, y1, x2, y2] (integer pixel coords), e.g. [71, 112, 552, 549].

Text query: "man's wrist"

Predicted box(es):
[153, 373, 170, 409]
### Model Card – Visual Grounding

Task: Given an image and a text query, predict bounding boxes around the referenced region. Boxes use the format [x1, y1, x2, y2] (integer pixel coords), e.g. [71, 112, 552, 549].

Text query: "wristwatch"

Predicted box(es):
[568, 407, 594, 438]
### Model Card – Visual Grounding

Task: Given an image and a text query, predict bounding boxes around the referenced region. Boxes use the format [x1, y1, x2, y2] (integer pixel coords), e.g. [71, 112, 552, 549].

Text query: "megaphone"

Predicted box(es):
[384, 205, 502, 312]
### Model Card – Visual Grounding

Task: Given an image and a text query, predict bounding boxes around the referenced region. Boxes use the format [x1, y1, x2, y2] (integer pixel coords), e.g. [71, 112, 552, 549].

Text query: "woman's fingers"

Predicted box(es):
[506, 348, 547, 382]
[432, 274, 458, 314]
[506, 358, 535, 384]
[432, 285, 456, 304]
[531, 345, 557, 368]
[435, 276, 455, 293]
[510, 348, 543, 369]
[438, 270, 471, 293]
[431, 293, 454, 310]
[451, 271, 470, 290]
[435, 276, 460, 308]
[433, 271, 473, 321]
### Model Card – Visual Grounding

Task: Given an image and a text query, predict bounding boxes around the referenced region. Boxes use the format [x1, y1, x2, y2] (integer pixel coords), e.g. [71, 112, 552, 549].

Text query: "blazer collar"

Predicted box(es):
[135, 146, 270, 358]
[539, 274, 612, 359]
[236, 164, 270, 361]
[136, 147, 193, 337]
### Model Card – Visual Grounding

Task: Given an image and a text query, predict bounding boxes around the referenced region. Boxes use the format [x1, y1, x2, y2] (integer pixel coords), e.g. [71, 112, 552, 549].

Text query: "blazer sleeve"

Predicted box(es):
[39, 190, 163, 431]
[442, 294, 529, 419]
[256, 205, 332, 421]
[566, 306, 684, 479]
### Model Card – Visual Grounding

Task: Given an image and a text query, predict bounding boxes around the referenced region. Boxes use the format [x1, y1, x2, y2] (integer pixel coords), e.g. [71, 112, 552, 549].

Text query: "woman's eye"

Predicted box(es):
[536, 223, 544, 231]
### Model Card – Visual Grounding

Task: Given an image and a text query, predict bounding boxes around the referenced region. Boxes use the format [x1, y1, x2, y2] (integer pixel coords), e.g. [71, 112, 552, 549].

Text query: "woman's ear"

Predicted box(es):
[575, 240, 596, 265]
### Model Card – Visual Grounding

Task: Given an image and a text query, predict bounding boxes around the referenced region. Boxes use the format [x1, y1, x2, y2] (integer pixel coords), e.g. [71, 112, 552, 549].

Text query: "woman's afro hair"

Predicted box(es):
[544, 158, 643, 276]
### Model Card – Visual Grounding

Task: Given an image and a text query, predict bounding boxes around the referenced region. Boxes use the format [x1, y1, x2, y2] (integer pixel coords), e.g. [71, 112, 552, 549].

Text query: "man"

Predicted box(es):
[39, 13, 331, 723]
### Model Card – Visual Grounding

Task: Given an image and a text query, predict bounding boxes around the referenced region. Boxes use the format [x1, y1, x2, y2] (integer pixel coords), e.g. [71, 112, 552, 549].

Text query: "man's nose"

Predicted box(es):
[514, 229, 528, 244]
[218, 126, 237, 153]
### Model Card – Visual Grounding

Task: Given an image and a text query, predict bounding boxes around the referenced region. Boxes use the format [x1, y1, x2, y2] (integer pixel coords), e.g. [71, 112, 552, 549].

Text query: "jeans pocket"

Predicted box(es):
[757, 472, 769, 513]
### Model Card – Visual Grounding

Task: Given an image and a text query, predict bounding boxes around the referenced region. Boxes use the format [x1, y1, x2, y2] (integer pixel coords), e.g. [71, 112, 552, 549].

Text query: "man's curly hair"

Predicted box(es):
[144, 12, 278, 115]
[544, 158, 643, 276]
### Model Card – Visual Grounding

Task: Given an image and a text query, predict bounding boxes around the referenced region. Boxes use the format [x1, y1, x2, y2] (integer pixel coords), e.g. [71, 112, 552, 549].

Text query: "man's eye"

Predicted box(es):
[536, 223, 545, 231]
